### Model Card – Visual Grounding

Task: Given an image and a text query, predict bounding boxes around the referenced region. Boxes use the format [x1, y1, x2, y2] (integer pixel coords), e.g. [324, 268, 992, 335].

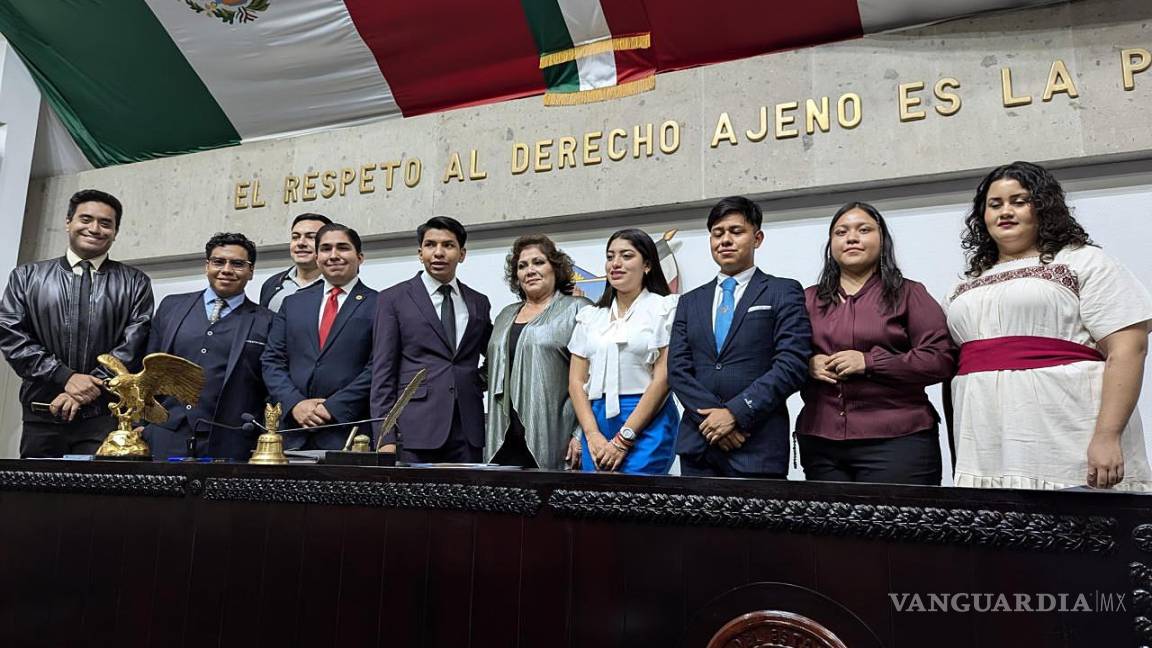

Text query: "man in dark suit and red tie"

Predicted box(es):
[262, 223, 377, 450]
[372, 216, 493, 463]
[144, 233, 274, 460]
[669, 196, 812, 478]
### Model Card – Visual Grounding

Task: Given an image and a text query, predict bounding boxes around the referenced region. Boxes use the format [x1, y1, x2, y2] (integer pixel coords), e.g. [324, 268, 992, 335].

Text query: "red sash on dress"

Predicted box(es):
[956, 335, 1104, 375]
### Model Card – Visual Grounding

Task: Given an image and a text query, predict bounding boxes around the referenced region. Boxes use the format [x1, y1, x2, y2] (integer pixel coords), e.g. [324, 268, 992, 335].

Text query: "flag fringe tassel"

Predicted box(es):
[539, 33, 651, 69]
[543, 75, 656, 107]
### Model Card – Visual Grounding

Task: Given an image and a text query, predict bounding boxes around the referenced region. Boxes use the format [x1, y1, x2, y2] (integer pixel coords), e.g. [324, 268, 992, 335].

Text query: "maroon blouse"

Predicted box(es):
[795, 276, 956, 440]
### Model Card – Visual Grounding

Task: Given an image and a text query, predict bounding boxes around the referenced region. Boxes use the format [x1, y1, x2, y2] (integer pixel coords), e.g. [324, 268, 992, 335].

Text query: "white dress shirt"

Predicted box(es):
[421, 271, 468, 348]
[66, 248, 108, 276]
[711, 265, 757, 329]
[316, 276, 360, 328]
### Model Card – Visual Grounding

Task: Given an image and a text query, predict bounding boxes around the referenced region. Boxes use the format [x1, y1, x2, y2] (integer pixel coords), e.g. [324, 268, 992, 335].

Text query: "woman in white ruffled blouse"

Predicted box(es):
[568, 229, 680, 474]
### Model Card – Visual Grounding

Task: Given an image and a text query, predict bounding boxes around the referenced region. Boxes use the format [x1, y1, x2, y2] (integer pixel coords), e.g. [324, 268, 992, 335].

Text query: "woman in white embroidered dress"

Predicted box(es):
[568, 229, 680, 474]
[945, 161, 1152, 490]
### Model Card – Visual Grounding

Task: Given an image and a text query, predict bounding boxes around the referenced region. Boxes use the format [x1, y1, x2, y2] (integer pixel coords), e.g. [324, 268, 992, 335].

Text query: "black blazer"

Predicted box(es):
[668, 269, 812, 474]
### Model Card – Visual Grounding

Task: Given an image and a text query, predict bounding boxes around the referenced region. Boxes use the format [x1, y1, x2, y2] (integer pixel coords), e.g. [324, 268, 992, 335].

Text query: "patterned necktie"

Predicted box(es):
[209, 297, 226, 324]
[318, 286, 343, 348]
[438, 284, 457, 354]
[714, 277, 737, 353]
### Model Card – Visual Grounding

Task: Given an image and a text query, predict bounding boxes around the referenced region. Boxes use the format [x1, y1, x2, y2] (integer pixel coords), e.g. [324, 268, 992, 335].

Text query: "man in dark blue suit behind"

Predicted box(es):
[372, 216, 492, 464]
[144, 233, 274, 460]
[669, 196, 812, 478]
[262, 223, 377, 450]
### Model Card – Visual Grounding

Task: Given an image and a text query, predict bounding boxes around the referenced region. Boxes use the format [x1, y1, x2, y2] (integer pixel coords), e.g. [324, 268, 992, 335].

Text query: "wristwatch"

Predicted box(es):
[619, 427, 637, 443]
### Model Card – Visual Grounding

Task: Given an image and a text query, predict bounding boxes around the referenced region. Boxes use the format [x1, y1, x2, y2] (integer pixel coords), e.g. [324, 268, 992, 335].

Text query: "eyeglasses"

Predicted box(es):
[207, 257, 253, 270]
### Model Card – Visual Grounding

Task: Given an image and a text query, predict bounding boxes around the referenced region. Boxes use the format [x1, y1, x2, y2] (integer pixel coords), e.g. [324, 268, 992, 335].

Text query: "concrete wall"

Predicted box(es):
[19, 0, 1152, 263]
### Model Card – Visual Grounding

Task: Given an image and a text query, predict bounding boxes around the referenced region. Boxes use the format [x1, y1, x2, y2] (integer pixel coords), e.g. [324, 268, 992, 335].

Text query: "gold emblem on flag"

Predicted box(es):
[185, 0, 270, 25]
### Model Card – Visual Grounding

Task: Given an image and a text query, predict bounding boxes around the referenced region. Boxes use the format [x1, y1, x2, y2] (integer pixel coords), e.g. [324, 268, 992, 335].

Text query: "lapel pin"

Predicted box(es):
[355, 294, 364, 301]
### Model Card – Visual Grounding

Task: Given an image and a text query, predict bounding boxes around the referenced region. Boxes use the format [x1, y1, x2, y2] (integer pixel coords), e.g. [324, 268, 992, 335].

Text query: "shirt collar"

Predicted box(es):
[287, 266, 322, 288]
[421, 271, 460, 297]
[203, 288, 247, 311]
[66, 248, 108, 272]
[716, 265, 757, 287]
[323, 276, 359, 295]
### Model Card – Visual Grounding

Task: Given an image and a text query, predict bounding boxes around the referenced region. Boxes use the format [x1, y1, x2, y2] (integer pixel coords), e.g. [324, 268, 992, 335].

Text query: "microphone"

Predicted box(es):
[187, 417, 260, 461]
[240, 412, 266, 432]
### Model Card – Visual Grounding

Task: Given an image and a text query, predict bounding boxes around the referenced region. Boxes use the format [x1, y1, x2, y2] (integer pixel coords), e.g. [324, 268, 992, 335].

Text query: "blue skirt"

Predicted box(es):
[581, 394, 679, 475]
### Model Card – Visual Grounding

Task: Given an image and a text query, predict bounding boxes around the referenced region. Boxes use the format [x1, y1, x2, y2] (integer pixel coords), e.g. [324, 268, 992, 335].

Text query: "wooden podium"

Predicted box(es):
[0, 459, 1145, 647]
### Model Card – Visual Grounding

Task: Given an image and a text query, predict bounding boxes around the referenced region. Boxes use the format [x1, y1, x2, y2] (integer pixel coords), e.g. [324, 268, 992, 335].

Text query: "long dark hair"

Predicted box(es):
[815, 202, 904, 313]
[962, 161, 1092, 277]
[595, 229, 671, 308]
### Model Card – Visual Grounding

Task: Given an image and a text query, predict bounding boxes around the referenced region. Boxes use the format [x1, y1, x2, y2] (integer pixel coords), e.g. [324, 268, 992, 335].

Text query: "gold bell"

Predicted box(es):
[349, 434, 372, 453]
[249, 403, 288, 465]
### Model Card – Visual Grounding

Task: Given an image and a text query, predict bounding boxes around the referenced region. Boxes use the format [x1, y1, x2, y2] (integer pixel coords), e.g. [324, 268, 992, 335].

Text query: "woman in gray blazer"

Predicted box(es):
[485, 235, 591, 469]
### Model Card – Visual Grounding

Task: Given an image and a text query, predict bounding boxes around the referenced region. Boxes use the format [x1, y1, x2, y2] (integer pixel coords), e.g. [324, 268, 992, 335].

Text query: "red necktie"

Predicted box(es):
[318, 286, 343, 348]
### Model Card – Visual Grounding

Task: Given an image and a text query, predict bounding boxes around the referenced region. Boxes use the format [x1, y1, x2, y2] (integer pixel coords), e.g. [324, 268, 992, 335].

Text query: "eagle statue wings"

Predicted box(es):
[97, 353, 204, 424]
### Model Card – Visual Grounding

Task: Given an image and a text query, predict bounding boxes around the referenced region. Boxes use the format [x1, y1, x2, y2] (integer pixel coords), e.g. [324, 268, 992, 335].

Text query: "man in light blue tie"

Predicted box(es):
[668, 196, 812, 478]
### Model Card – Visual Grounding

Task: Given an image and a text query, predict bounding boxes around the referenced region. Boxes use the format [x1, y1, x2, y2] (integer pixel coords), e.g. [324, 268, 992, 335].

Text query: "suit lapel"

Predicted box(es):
[299, 285, 323, 357]
[456, 280, 482, 357]
[163, 292, 203, 352]
[318, 281, 369, 359]
[407, 274, 453, 353]
[718, 270, 769, 357]
[221, 300, 257, 387]
[694, 280, 718, 361]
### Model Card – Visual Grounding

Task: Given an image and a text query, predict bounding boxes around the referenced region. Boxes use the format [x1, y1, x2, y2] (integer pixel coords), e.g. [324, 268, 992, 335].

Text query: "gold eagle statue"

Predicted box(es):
[98, 352, 204, 425]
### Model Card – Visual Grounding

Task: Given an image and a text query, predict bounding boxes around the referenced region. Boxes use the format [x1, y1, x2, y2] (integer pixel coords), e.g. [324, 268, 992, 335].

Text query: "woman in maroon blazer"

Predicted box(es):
[795, 202, 956, 485]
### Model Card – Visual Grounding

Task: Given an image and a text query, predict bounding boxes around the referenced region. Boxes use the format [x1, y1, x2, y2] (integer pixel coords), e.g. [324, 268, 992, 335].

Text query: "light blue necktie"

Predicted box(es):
[715, 277, 737, 353]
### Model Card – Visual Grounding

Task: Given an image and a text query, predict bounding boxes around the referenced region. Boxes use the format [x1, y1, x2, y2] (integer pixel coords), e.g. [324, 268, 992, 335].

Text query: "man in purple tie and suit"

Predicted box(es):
[372, 216, 493, 463]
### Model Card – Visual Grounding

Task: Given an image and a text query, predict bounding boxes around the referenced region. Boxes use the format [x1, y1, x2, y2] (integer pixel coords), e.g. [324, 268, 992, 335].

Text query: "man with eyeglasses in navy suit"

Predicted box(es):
[143, 232, 274, 460]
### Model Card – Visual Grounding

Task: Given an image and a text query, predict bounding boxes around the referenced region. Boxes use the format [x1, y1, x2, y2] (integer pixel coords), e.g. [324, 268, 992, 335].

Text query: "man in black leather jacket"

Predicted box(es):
[0, 189, 153, 457]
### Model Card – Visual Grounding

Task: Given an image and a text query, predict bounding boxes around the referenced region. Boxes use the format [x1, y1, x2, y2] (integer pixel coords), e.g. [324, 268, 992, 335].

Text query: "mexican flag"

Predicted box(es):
[0, 0, 1059, 168]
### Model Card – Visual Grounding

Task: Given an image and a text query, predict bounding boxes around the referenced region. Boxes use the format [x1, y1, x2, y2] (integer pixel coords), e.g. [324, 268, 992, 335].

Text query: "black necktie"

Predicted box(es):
[77, 260, 93, 370]
[438, 284, 456, 354]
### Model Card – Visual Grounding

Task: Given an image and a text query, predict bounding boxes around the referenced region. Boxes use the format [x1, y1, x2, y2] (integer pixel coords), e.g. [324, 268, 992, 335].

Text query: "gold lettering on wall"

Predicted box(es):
[557, 137, 578, 169]
[1001, 67, 1032, 107]
[1042, 59, 1079, 101]
[608, 128, 628, 161]
[583, 131, 603, 165]
[233, 181, 249, 210]
[534, 139, 554, 172]
[380, 160, 400, 191]
[469, 149, 488, 179]
[632, 123, 653, 158]
[659, 120, 680, 154]
[283, 176, 300, 204]
[746, 107, 768, 142]
[302, 171, 319, 201]
[899, 82, 927, 122]
[511, 143, 529, 174]
[250, 179, 266, 208]
[805, 97, 831, 134]
[1122, 48, 1150, 90]
[339, 168, 356, 196]
[359, 164, 376, 193]
[404, 159, 422, 187]
[320, 170, 338, 199]
[711, 112, 738, 147]
[775, 102, 799, 139]
[443, 152, 465, 183]
[837, 93, 862, 129]
[934, 78, 962, 116]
